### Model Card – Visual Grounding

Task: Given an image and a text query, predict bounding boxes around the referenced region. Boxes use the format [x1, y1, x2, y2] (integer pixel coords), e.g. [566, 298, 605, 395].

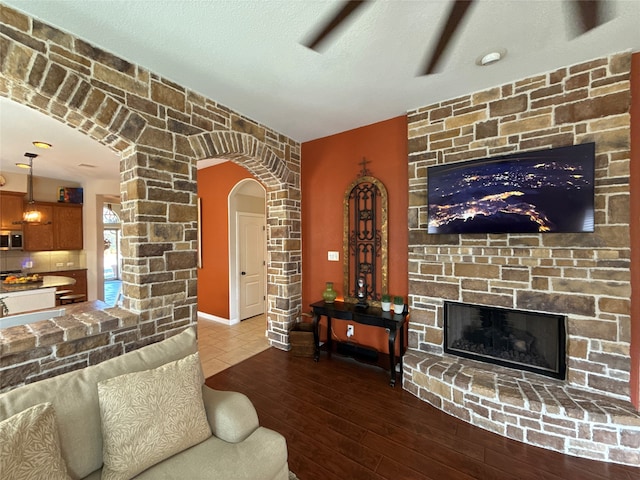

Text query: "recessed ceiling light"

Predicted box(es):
[33, 141, 52, 149]
[15, 162, 30, 169]
[475, 49, 507, 67]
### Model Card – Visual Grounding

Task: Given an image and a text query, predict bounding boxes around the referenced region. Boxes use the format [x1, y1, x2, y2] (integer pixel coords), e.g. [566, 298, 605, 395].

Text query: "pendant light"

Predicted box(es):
[22, 152, 43, 223]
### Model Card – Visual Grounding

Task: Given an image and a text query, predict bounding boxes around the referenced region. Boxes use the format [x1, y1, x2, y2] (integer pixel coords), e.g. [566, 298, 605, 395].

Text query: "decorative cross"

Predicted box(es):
[358, 157, 371, 177]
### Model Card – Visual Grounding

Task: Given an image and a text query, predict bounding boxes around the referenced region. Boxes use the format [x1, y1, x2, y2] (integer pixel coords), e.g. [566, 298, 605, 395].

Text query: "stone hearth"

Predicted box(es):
[404, 351, 640, 466]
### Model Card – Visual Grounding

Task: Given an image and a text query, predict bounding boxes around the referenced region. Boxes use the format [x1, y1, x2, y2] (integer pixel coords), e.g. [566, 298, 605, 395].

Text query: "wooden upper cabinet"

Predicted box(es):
[0, 191, 25, 229]
[23, 204, 54, 251]
[23, 202, 83, 251]
[22, 202, 53, 251]
[54, 203, 83, 250]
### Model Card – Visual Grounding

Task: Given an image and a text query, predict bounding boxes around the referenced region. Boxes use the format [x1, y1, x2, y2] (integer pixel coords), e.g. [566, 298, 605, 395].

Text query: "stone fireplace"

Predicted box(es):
[444, 302, 566, 380]
[404, 52, 640, 466]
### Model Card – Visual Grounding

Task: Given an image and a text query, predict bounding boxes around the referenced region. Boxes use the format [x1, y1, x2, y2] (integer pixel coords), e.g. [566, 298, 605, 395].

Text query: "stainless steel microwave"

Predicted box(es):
[0, 231, 23, 250]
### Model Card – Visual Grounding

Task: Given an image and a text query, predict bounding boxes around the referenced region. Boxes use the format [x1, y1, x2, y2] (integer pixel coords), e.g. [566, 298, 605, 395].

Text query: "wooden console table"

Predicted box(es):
[310, 300, 408, 387]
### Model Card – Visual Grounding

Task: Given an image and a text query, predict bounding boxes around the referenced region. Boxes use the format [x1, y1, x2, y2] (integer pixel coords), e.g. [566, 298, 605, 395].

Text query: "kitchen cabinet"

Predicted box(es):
[23, 202, 83, 251]
[1, 288, 57, 316]
[23, 204, 54, 251]
[63, 269, 87, 298]
[0, 191, 25, 229]
[54, 203, 83, 250]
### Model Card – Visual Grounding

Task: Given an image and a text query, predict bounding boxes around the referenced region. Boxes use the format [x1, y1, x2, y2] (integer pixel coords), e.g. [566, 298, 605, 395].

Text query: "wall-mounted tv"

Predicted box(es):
[427, 143, 595, 234]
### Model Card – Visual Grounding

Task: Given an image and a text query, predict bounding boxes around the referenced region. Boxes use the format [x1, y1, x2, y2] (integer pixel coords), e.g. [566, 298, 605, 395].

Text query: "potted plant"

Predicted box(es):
[393, 295, 404, 314]
[381, 294, 391, 312]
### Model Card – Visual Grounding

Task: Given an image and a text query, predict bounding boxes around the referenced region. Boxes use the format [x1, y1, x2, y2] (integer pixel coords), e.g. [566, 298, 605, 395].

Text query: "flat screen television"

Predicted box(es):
[427, 143, 595, 234]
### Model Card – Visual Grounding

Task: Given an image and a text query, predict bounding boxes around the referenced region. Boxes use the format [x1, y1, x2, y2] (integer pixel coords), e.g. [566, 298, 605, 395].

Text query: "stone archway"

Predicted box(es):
[190, 131, 301, 347]
[0, 4, 301, 349]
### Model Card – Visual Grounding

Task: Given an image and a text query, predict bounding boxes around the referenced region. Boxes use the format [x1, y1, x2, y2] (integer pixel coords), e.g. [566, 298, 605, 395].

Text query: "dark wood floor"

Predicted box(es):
[205, 348, 640, 480]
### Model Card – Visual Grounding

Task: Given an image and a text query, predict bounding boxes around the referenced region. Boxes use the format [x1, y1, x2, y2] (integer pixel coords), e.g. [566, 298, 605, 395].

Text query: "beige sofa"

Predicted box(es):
[0, 327, 288, 480]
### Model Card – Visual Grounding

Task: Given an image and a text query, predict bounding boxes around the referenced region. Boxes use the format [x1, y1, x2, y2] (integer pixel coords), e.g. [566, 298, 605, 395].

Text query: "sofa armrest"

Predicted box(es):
[201, 385, 260, 443]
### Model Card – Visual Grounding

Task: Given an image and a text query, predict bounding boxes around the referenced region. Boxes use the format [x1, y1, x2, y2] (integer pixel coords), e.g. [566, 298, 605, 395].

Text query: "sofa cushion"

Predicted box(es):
[98, 352, 212, 480]
[133, 426, 288, 480]
[0, 402, 71, 480]
[0, 327, 198, 479]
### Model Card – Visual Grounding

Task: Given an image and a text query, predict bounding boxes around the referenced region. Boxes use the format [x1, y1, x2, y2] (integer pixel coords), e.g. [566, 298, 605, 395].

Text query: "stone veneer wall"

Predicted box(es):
[407, 52, 632, 399]
[0, 306, 138, 391]
[0, 5, 301, 389]
[404, 53, 637, 465]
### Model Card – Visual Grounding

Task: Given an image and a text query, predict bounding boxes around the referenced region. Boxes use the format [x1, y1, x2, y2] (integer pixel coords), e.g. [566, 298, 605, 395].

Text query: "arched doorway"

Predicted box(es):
[228, 178, 266, 324]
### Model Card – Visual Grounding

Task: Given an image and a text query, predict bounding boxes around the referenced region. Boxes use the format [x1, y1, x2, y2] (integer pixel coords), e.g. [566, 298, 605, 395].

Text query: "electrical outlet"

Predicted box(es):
[56, 262, 64, 267]
[66, 262, 74, 266]
[24, 261, 33, 268]
[327, 251, 339, 261]
[346, 324, 354, 337]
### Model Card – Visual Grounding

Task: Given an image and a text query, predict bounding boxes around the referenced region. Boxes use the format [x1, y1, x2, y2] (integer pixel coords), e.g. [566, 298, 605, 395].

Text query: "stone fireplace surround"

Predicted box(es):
[405, 52, 640, 466]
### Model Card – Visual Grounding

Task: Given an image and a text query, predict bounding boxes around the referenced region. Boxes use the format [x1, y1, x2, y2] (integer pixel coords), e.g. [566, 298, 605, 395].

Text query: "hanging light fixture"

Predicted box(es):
[22, 152, 43, 223]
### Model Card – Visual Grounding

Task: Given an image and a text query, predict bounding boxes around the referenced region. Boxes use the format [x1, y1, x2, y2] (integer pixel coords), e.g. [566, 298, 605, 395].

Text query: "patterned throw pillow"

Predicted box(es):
[98, 352, 212, 480]
[0, 402, 72, 480]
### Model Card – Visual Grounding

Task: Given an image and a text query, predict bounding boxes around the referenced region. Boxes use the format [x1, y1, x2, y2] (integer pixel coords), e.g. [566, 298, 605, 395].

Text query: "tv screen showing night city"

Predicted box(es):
[427, 143, 595, 234]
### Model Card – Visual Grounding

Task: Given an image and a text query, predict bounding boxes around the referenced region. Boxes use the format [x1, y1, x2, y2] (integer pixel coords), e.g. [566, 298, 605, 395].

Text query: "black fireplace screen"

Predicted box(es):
[444, 302, 566, 380]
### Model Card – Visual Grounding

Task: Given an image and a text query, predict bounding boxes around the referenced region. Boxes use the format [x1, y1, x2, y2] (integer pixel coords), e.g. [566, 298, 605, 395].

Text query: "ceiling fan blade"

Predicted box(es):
[572, 0, 602, 34]
[304, 0, 369, 51]
[421, 0, 475, 76]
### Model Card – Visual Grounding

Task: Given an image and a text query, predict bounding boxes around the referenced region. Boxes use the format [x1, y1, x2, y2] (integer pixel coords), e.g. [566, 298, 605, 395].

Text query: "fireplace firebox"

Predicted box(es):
[444, 302, 566, 379]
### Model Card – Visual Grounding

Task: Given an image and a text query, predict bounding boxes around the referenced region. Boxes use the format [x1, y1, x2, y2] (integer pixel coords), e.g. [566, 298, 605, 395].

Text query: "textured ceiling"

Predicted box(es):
[1, 0, 639, 183]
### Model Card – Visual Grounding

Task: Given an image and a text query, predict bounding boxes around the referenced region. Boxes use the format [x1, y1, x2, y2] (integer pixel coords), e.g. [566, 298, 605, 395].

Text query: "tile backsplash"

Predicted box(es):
[1, 250, 86, 273]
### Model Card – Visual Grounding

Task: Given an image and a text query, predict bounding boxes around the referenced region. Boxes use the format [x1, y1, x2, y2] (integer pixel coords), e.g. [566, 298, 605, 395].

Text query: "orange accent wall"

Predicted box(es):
[301, 116, 409, 353]
[630, 52, 639, 409]
[197, 162, 253, 318]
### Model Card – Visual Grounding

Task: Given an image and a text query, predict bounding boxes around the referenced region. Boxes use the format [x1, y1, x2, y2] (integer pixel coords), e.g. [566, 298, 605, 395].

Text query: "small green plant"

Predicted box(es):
[381, 294, 391, 303]
[393, 295, 404, 305]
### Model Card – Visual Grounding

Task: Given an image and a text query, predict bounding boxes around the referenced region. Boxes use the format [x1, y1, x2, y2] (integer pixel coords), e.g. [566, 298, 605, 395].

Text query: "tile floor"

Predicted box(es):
[87, 285, 269, 377]
[197, 314, 271, 378]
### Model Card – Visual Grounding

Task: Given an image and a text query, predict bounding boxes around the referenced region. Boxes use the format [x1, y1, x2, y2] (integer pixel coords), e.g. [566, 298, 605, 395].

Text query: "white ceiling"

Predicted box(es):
[0, 97, 121, 183]
[1, 0, 639, 184]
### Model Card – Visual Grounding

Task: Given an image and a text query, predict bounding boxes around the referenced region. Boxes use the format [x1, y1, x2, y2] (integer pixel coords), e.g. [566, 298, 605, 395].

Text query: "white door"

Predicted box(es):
[238, 213, 265, 320]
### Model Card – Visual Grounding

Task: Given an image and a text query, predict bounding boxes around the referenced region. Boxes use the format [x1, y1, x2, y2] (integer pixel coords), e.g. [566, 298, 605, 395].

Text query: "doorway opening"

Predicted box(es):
[228, 179, 267, 325]
[102, 202, 122, 306]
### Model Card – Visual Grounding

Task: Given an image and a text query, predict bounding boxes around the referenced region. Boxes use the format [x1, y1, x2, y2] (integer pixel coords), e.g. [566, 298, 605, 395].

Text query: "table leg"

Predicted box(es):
[399, 322, 405, 380]
[312, 313, 320, 362]
[388, 327, 397, 387]
[327, 316, 332, 358]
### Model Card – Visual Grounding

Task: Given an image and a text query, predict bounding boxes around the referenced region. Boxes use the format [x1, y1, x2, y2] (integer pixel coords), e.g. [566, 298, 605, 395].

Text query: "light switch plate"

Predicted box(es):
[328, 251, 339, 261]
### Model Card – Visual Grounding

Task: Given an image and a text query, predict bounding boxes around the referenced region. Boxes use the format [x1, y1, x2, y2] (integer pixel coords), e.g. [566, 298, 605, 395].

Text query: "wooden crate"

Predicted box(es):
[289, 322, 315, 357]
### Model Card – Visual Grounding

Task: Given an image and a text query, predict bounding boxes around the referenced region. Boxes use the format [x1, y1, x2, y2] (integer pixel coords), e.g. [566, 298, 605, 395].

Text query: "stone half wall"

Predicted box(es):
[0, 305, 139, 392]
[405, 53, 637, 465]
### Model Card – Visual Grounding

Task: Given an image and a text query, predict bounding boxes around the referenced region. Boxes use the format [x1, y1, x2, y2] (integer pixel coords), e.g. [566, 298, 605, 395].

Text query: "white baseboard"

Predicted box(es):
[197, 311, 240, 326]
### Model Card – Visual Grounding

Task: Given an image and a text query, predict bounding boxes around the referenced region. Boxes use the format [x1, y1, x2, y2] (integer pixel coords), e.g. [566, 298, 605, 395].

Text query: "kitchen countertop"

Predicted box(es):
[0, 275, 76, 294]
[32, 268, 87, 274]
